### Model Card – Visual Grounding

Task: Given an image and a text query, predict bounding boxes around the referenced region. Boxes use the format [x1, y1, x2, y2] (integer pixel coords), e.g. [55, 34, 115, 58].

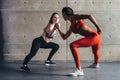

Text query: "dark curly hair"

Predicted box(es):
[62, 7, 74, 16]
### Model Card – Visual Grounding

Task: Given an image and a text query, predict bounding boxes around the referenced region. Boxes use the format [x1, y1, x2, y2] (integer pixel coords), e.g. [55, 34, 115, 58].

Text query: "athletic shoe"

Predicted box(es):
[45, 60, 56, 66]
[68, 69, 84, 76]
[88, 63, 100, 68]
[20, 66, 31, 72]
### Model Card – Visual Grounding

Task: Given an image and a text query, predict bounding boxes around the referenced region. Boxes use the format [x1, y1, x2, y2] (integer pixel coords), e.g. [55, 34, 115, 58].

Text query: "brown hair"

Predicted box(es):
[49, 12, 59, 24]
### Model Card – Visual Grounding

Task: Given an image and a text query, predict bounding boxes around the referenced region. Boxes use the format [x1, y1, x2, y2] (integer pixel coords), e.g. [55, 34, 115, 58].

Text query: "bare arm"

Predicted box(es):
[88, 15, 101, 34]
[56, 24, 72, 40]
[76, 14, 102, 34]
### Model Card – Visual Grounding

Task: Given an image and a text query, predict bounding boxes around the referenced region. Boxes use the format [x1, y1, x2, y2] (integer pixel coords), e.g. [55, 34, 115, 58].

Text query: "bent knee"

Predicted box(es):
[70, 43, 76, 48]
[55, 44, 60, 49]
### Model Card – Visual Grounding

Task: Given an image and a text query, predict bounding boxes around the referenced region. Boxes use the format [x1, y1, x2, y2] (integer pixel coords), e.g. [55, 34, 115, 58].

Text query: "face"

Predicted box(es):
[52, 14, 60, 23]
[62, 13, 68, 21]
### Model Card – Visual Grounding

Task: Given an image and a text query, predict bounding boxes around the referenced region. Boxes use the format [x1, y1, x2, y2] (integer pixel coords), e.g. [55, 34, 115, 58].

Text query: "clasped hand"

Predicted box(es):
[55, 23, 60, 29]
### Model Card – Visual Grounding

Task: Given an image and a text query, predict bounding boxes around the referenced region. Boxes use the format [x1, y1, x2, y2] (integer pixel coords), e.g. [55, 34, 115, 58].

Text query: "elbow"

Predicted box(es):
[88, 14, 92, 18]
[89, 14, 92, 17]
[61, 36, 66, 40]
[63, 38, 65, 40]
[63, 36, 67, 40]
[61, 34, 66, 40]
[88, 14, 93, 20]
[90, 14, 94, 18]
[62, 37, 65, 40]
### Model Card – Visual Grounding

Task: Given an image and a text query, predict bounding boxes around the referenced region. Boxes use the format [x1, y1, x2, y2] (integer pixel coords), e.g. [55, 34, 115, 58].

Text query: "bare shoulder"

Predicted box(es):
[74, 14, 82, 20]
[46, 23, 52, 28]
[75, 14, 90, 20]
[47, 23, 51, 26]
[44, 23, 51, 31]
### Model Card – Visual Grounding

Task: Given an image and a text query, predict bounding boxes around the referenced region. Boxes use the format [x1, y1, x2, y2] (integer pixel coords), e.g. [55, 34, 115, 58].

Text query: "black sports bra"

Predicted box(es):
[46, 32, 54, 38]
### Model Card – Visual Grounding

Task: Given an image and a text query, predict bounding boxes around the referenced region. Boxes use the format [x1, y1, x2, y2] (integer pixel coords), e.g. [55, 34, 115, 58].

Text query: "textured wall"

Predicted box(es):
[1, 0, 120, 61]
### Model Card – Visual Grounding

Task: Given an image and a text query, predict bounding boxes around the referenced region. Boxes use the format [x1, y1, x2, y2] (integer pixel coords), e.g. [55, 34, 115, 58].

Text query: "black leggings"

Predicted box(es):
[23, 36, 59, 65]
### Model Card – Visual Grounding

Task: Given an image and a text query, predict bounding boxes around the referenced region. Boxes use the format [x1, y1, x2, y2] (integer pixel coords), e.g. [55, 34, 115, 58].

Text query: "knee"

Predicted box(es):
[54, 44, 60, 49]
[26, 53, 36, 58]
[70, 43, 75, 48]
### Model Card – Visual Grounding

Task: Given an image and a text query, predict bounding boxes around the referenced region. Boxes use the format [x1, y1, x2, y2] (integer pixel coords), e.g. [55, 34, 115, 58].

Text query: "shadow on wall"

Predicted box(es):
[0, 0, 4, 63]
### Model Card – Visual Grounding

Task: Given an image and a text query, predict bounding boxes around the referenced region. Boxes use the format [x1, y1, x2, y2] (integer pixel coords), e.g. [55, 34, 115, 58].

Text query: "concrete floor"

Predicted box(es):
[0, 61, 120, 80]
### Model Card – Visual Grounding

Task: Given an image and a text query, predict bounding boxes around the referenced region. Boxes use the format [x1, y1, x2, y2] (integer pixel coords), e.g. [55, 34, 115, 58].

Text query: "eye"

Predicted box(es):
[53, 17, 56, 18]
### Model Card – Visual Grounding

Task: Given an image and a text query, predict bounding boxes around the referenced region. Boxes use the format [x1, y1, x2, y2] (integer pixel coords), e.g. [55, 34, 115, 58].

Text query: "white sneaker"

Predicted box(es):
[88, 63, 100, 68]
[68, 69, 84, 76]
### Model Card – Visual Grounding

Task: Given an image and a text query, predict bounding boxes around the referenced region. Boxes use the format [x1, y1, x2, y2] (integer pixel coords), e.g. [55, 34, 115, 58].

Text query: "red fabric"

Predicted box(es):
[70, 31, 101, 68]
[71, 20, 86, 33]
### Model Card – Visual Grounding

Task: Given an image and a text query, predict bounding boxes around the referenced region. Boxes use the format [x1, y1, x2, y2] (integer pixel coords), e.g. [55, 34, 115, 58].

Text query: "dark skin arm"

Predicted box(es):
[56, 14, 101, 40]
[55, 23, 72, 40]
[76, 14, 102, 34]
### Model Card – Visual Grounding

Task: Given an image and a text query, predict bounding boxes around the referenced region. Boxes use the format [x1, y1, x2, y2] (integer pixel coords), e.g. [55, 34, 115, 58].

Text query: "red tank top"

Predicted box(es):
[71, 20, 86, 33]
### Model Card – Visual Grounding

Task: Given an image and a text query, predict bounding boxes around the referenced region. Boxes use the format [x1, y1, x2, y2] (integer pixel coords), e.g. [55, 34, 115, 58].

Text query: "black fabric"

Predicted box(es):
[23, 36, 59, 65]
[46, 32, 53, 38]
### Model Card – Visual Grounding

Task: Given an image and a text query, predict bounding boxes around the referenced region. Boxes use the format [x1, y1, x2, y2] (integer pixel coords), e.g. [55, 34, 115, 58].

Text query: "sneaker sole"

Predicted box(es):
[45, 64, 56, 66]
[19, 69, 31, 72]
[67, 73, 78, 77]
[88, 66, 99, 68]
[67, 73, 84, 76]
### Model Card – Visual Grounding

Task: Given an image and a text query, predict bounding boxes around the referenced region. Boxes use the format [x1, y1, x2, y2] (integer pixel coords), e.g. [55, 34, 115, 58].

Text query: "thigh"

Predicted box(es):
[71, 37, 96, 48]
[29, 38, 41, 53]
[92, 41, 100, 52]
[41, 42, 58, 49]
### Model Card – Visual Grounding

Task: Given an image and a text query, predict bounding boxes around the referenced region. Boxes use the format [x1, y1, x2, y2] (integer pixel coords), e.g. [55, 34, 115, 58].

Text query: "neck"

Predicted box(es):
[68, 15, 74, 21]
[68, 16, 75, 23]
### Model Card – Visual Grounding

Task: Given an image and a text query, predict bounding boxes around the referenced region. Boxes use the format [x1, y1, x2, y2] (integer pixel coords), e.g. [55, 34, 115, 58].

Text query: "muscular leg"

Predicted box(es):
[70, 37, 91, 69]
[70, 35, 100, 69]
[70, 43, 81, 69]
[23, 38, 41, 65]
[92, 43, 100, 64]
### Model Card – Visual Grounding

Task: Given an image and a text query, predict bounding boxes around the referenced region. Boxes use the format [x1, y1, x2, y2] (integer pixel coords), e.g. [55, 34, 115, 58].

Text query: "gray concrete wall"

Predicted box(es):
[1, 0, 120, 61]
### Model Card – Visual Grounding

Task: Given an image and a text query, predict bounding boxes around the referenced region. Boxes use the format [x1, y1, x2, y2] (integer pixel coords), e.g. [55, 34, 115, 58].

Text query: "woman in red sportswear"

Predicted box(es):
[56, 7, 101, 76]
